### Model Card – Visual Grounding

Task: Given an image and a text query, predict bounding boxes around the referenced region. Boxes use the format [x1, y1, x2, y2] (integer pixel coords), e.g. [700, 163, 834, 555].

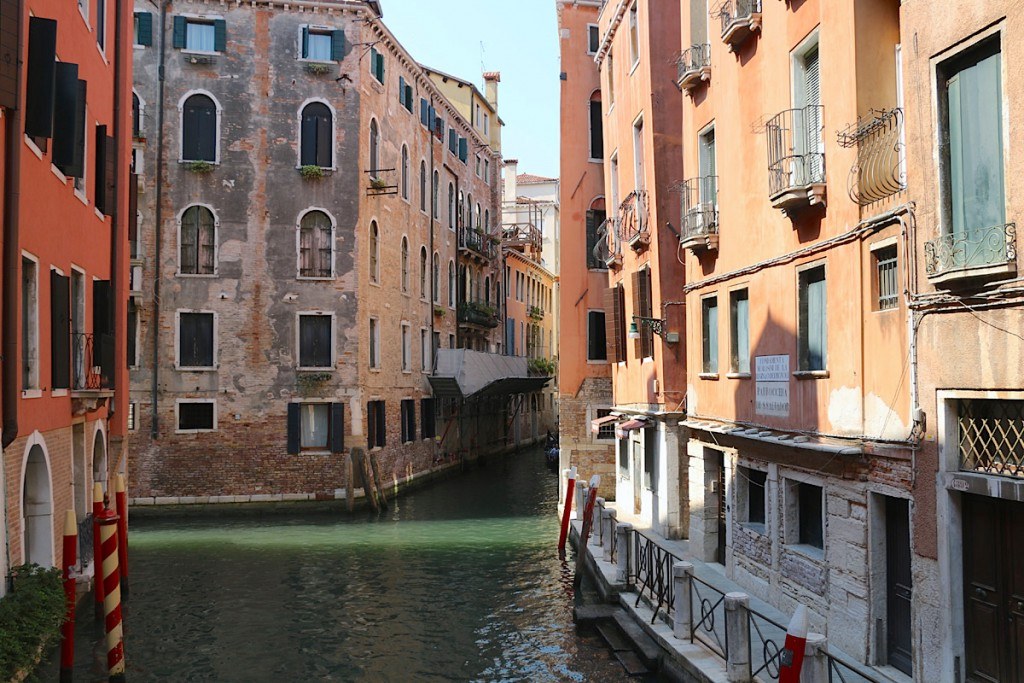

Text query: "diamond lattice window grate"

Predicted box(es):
[958, 399, 1024, 477]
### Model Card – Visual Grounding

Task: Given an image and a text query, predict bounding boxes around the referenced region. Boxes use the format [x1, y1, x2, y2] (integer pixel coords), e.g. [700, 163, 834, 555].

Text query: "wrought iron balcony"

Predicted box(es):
[766, 105, 826, 212]
[717, 0, 761, 50]
[457, 300, 500, 329]
[620, 190, 650, 250]
[458, 227, 497, 261]
[501, 221, 543, 253]
[679, 176, 719, 251]
[924, 223, 1017, 285]
[72, 332, 113, 392]
[677, 44, 711, 92]
[837, 108, 906, 206]
[597, 218, 622, 269]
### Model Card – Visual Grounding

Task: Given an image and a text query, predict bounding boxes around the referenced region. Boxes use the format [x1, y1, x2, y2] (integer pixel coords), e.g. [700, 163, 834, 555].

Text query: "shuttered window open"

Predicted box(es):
[604, 284, 625, 363]
[298, 314, 332, 369]
[25, 17, 57, 139]
[182, 94, 217, 162]
[95, 125, 116, 216]
[290, 403, 346, 453]
[367, 400, 386, 448]
[50, 271, 70, 390]
[0, 0, 19, 110]
[300, 101, 332, 167]
[53, 64, 86, 178]
[420, 399, 436, 439]
[634, 269, 654, 359]
[92, 280, 115, 386]
[134, 12, 153, 47]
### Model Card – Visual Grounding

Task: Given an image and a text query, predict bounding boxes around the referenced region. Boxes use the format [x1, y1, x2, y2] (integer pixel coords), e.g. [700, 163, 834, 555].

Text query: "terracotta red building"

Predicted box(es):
[1, 0, 133, 591]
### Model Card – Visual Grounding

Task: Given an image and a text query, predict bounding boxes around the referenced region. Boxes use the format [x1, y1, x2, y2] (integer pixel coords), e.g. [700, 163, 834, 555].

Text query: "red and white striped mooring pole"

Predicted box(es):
[93, 482, 105, 619]
[97, 507, 127, 682]
[60, 510, 77, 683]
[778, 604, 808, 683]
[115, 474, 129, 597]
[557, 466, 577, 555]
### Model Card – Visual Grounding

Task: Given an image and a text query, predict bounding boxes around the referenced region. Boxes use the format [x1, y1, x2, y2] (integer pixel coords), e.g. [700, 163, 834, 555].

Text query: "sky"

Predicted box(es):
[380, 0, 561, 179]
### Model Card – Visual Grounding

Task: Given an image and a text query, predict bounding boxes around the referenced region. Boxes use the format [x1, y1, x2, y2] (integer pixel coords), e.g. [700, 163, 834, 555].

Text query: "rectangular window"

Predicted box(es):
[178, 401, 215, 431]
[96, 0, 106, 50]
[185, 20, 215, 52]
[628, 3, 639, 67]
[421, 398, 436, 439]
[49, 270, 70, 390]
[633, 117, 645, 192]
[587, 310, 607, 361]
[420, 329, 429, 371]
[25, 17, 57, 141]
[730, 289, 749, 374]
[607, 53, 615, 108]
[589, 97, 603, 160]
[178, 311, 214, 368]
[401, 323, 411, 372]
[401, 399, 416, 443]
[369, 318, 380, 369]
[367, 400, 386, 448]
[287, 402, 344, 454]
[604, 283, 626, 363]
[702, 295, 718, 374]
[634, 268, 654, 359]
[798, 265, 827, 371]
[587, 24, 599, 55]
[133, 12, 153, 47]
[618, 436, 629, 474]
[643, 425, 657, 490]
[595, 408, 615, 440]
[448, 333, 455, 349]
[127, 403, 137, 431]
[298, 314, 332, 369]
[739, 467, 767, 532]
[21, 257, 38, 391]
[874, 245, 899, 311]
[798, 482, 824, 549]
[127, 300, 138, 368]
[303, 28, 332, 61]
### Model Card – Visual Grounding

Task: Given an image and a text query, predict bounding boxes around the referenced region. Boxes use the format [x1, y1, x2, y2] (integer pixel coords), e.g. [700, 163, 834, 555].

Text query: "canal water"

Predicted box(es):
[39, 447, 632, 682]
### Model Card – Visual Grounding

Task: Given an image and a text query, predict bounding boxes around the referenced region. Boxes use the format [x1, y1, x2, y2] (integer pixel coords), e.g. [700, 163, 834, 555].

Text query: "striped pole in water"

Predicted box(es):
[97, 508, 126, 682]
[60, 510, 77, 683]
[93, 482, 105, 618]
[115, 474, 129, 597]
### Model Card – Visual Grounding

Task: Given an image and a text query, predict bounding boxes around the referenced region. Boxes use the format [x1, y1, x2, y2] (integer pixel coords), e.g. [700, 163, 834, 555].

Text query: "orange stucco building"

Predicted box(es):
[1, 0, 133, 589]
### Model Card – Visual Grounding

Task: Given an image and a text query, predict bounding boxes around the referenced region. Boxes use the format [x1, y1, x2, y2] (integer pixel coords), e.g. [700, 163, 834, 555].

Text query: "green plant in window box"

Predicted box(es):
[433, 305, 446, 317]
[305, 62, 331, 76]
[186, 160, 214, 174]
[299, 165, 325, 180]
[370, 177, 388, 190]
[528, 357, 556, 376]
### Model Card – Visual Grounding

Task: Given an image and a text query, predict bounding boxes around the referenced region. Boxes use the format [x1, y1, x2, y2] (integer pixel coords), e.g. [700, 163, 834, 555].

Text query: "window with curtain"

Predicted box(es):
[798, 265, 827, 371]
[299, 403, 330, 450]
[181, 94, 217, 162]
[730, 289, 749, 374]
[179, 205, 215, 274]
[300, 101, 332, 168]
[186, 20, 215, 51]
[369, 221, 380, 283]
[401, 237, 409, 292]
[702, 295, 718, 374]
[298, 210, 332, 278]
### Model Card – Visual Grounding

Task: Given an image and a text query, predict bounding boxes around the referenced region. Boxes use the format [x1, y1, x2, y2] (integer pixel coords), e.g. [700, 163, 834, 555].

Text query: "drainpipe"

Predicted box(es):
[2, 7, 24, 451]
[150, 0, 169, 439]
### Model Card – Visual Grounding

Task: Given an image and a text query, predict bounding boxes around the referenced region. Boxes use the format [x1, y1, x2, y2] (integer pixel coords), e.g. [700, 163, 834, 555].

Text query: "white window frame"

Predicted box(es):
[782, 472, 826, 559]
[175, 398, 217, 433]
[20, 252, 40, 395]
[369, 316, 381, 370]
[294, 97, 337, 171]
[295, 400, 333, 452]
[174, 309, 218, 371]
[586, 23, 600, 56]
[176, 203, 220, 277]
[177, 89, 223, 165]
[180, 14, 223, 56]
[296, 311, 335, 370]
[401, 322, 411, 373]
[297, 24, 338, 63]
[628, 2, 640, 73]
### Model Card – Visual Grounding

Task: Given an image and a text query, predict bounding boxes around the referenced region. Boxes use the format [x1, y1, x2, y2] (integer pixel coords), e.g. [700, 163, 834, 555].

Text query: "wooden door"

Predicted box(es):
[715, 452, 726, 564]
[885, 497, 913, 675]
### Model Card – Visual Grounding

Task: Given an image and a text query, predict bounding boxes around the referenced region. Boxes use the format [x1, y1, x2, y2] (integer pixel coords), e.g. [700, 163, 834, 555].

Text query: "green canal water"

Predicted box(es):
[39, 447, 631, 682]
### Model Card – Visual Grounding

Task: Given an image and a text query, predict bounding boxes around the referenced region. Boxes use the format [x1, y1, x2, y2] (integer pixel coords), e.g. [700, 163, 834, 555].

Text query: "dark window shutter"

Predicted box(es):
[604, 286, 622, 363]
[330, 30, 345, 61]
[405, 85, 413, 111]
[300, 26, 309, 59]
[92, 280, 114, 387]
[127, 300, 137, 368]
[367, 401, 376, 448]
[316, 109, 331, 167]
[458, 137, 468, 163]
[104, 134, 116, 216]
[183, 95, 216, 162]
[213, 19, 226, 52]
[399, 76, 405, 105]
[25, 17, 57, 138]
[137, 12, 153, 46]
[300, 106, 317, 166]
[330, 403, 345, 453]
[377, 53, 385, 82]
[172, 16, 186, 49]
[286, 403, 300, 454]
[50, 271, 70, 389]
[128, 173, 139, 243]
[589, 99, 604, 158]
[377, 402, 386, 447]
[94, 125, 107, 213]
[0, 0, 21, 110]
[420, 98, 428, 126]
[52, 63, 80, 174]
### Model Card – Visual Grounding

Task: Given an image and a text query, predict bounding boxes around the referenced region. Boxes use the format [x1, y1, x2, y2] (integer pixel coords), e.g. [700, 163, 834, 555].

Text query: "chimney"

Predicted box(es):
[483, 71, 500, 111]
[504, 159, 518, 204]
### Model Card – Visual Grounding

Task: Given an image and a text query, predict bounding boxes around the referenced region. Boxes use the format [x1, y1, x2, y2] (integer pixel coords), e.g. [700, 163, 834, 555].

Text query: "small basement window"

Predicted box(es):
[178, 401, 215, 431]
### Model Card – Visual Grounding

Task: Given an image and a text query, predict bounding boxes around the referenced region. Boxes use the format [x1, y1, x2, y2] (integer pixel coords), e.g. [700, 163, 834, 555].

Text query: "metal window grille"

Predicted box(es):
[958, 399, 1024, 477]
[596, 409, 615, 440]
[876, 247, 898, 310]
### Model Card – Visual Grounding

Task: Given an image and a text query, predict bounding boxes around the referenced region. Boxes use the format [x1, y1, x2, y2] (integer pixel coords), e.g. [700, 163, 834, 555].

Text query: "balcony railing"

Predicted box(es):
[924, 223, 1017, 283]
[458, 227, 497, 260]
[837, 108, 906, 206]
[620, 190, 650, 249]
[457, 300, 500, 328]
[72, 332, 112, 391]
[717, 0, 761, 49]
[501, 221, 543, 253]
[677, 44, 711, 91]
[597, 218, 622, 269]
[766, 105, 826, 212]
[680, 176, 719, 251]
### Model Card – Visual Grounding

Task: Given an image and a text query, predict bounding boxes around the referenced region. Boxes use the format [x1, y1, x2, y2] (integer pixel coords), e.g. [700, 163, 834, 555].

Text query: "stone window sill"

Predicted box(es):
[793, 370, 829, 380]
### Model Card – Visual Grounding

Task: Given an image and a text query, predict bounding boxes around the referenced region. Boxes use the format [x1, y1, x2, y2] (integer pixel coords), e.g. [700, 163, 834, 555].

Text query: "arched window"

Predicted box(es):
[448, 260, 456, 307]
[401, 145, 409, 200]
[400, 237, 409, 292]
[466, 194, 473, 230]
[475, 204, 481, 232]
[132, 92, 142, 138]
[432, 252, 440, 303]
[448, 183, 455, 230]
[459, 191, 465, 228]
[484, 276, 490, 304]
[300, 101, 332, 168]
[432, 171, 440, 218]
[369, 221, 380, 283]
[182, 94, 217, 162]
[420, 161, 427, 211]
[419, 246, 427, 298]
[369, 119, 380, 177]
[180, 205, 216, 274]
[298, 210, 333, 278]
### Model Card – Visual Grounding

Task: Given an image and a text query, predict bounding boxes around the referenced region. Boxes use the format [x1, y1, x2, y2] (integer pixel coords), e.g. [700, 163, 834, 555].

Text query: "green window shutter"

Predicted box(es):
[300, 26, 309, 59]
[458, 137, 468, 163]
[172, 16, 186, 49]
[213, 19, 226, 52]
[137, 12, 153, 46]
[802, 268, 826, 371]
[405, 84, 413, 111]
[399, 75, 405, 105]
[331, 30, 345, 61]
[369, 47, 377, 75]
[377, 52, 385, 82]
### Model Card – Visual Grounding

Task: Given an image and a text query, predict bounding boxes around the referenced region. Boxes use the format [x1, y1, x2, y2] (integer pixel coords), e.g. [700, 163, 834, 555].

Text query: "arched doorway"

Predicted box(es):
[22, 445, 53, 566]
[93, 429, 107, 493]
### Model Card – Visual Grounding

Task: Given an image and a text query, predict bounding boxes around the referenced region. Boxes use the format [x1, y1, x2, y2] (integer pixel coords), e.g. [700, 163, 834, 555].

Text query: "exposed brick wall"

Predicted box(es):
[559, 377, 616, 500]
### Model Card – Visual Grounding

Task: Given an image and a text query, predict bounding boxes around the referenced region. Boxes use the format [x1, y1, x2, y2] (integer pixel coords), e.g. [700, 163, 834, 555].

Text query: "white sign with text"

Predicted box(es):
[755, 355, 790, 417]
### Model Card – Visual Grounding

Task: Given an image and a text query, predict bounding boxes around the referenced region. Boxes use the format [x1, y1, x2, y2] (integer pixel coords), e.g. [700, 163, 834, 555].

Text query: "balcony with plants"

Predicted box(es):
[528, 305, 545, 321]
[679, 175, 719, 252]
[457, 300, 500, 329]
[458, 226, 498, 261]
[716, 0, 761, 51]
[677, 44, 711, 93]
[766, 105, 826, 213]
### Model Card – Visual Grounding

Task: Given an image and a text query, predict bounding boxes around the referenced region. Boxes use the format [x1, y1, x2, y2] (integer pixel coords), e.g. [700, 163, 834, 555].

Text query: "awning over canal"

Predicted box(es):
[428, 349, 551, 399]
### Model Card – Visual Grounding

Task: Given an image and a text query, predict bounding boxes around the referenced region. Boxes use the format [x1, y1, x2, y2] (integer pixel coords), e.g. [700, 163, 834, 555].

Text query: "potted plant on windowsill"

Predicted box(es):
[305, 62, 331, 76]
[186, 160, 214, 174]
[433, 305, 445, 317]
[299, 165, 324, 180]
[370, 177, 388, 191]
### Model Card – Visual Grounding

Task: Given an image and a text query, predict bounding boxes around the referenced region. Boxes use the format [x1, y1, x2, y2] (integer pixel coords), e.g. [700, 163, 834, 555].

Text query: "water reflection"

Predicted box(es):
[38, 448, 628, 682]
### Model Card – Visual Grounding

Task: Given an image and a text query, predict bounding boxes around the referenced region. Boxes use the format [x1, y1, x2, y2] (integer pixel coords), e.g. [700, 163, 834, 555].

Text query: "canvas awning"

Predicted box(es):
[428, 349, 551, 399]
[590, 414, 618, 434]
[615, 417, 648, 439]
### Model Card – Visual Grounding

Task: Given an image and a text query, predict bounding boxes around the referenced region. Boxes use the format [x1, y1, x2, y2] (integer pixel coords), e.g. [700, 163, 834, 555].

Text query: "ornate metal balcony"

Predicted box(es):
[620, 190, 650, 250]
[924, 223, 1017, 285]
[837, 108, 906, 206]
[679, 176, 719, 251]
[457, 300, 500, 329]
[501, 221, 542, 253]
[717, 0, 761, 50]
[458, 227, 497, 261]
[596, 218, 621, 269]
[677, 44, 711, 92]
[766, 105, 826, 213]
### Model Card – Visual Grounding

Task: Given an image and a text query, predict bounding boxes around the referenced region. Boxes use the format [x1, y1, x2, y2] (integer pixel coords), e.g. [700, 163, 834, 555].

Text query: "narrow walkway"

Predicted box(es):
[571, 502, 901, 683]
